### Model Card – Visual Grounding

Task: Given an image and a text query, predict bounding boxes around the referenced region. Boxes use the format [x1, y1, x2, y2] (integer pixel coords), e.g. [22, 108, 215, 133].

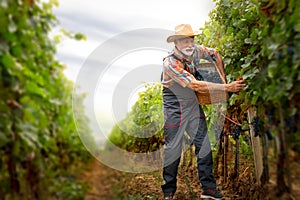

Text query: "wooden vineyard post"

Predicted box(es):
[247, 107, 263, 184]
[223, 133, 228, 182]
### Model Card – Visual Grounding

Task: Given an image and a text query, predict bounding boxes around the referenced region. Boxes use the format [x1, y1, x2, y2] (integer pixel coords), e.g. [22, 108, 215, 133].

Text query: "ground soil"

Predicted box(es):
[79, 155, 300, 200]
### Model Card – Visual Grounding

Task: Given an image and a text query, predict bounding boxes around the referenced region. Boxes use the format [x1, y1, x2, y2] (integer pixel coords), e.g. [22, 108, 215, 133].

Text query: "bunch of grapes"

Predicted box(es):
[232, 125, 242, 140]
[251, 117, 260, 137]
[266, 107, 275, 125]
[265, 129, 274, 140]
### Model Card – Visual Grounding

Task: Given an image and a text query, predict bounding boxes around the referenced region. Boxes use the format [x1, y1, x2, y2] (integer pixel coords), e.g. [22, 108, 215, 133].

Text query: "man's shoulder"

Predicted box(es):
[163, 53, 177, 62]
[163, 54, 172, 63]
[163, 54, 173, 66]
[163, 54, 183, 67]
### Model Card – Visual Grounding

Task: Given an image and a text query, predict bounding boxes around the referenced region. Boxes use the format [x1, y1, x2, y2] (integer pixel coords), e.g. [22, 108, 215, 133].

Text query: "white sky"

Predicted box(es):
[52, 0, 216, 143]
[53, 0, 215, 81]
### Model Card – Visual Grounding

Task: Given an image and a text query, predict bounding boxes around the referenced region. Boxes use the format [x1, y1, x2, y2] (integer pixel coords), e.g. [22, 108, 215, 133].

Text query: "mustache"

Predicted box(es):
[184, 47, 194, 50]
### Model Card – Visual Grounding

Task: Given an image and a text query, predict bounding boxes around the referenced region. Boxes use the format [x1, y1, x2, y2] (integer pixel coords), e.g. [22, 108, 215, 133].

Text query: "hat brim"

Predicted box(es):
[167, 34, 197, 43]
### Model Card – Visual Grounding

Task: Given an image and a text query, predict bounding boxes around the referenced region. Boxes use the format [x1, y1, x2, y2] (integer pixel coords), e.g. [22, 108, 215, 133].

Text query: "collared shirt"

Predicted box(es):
[162, 44, 218, 88]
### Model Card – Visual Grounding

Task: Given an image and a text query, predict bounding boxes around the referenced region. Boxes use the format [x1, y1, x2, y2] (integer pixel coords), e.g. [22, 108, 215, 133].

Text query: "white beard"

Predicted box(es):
[180, 47, 194, 56]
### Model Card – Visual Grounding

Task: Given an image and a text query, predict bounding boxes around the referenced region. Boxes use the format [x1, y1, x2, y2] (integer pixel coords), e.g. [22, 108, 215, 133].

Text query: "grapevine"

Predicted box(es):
[197, 0, 300, 198]
[0, 0, 92, 198]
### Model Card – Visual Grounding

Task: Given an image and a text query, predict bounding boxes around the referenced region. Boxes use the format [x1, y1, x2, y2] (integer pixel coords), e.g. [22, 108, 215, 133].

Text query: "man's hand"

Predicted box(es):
[225, 80, 245, 93]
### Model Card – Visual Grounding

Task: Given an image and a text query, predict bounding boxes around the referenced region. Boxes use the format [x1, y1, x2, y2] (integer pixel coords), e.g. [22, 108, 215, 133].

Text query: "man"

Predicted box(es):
[161, 24, 245, 200]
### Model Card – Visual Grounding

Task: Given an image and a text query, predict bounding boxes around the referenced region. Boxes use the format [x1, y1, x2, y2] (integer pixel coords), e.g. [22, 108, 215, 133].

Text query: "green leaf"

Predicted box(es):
[1, 54, 15, 69]
[0, 40, 9, 53]
[244, 38, 252, 44]
[8, 20, 17, 33]
[203, 29, 211, 37]
[294, 21, 300, 32]
[267, 61, 277, 79]
[0, 0, 8, 8]
[25, 81, 47, 98]
[241, 62, 250, 68]
[0, 132, 10, 148]
[74, 33, 87, 41]
[18, 123, 40, 149]
[251, 91, 259, 104]
[50, 0, 59, 6]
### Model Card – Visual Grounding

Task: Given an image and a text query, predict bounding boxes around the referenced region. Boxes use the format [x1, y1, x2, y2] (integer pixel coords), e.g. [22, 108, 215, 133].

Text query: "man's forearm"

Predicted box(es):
[188, 80, 226, 93]
[188, 79, 244, 93]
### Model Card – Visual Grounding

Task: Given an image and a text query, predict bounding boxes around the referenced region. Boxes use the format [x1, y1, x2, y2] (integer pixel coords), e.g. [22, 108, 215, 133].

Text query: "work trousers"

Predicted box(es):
[161, 84, 217, 195]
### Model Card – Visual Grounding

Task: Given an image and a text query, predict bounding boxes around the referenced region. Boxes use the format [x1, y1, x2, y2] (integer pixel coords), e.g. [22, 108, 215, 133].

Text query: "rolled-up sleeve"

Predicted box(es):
[163, 56, 195, 87]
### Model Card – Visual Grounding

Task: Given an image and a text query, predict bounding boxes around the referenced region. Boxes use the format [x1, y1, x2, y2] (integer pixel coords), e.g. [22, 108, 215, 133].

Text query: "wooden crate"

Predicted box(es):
[195, 61, 228, 105]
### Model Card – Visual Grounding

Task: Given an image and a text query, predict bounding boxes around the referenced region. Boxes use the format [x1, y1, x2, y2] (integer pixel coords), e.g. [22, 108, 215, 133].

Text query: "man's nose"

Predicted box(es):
[188, 43, 194, 48]
[188, 41, 194, 47]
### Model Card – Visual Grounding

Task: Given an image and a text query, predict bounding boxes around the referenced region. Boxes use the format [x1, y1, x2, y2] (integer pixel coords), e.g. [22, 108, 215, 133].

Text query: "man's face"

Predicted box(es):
[175, 37, 195, 56]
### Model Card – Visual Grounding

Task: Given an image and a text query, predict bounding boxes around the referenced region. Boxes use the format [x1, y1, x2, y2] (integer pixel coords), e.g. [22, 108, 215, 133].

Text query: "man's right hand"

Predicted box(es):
[225, 80, 246, 93]
[188, 79, 246, 93]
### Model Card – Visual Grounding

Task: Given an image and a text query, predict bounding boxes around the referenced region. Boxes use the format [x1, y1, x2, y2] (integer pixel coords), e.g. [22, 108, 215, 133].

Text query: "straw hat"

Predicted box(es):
[167, 24, 199, 43]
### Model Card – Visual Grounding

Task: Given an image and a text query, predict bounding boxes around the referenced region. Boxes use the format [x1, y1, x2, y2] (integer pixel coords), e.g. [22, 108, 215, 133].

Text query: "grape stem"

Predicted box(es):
[221, 113, 242, 126]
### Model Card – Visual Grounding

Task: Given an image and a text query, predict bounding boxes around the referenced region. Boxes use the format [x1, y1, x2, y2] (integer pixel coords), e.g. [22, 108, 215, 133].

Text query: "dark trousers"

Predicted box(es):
[161, 87, 216, 195]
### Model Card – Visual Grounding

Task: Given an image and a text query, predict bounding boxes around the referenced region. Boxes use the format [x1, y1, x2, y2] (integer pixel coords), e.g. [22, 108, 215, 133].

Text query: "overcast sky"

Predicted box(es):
[52, 0, 216, 144]
[53, 0, 215, 81]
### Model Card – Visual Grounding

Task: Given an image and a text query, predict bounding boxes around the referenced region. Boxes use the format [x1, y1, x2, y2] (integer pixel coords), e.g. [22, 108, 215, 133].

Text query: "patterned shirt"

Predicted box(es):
[162, 44, 218, 88]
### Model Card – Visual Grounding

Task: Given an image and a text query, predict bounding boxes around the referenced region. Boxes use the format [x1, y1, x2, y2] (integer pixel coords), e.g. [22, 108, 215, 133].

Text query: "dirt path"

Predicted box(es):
[79, 158, 206, 200]
[79, 159, 122, 200]
[79, 159, 227, 200]
[80, 158, 300, 200]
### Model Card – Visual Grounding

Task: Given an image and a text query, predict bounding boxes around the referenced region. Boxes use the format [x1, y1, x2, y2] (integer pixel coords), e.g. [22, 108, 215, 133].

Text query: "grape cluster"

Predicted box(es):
[266, 107, 275, 125]
[265, 129, 274, 140]
[287, 45, 294, 55]
[251, 117, 260, 137]
[285, 117, 297, 133]
[232, 125, 242, 140]
[252, 115, 274, 140]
